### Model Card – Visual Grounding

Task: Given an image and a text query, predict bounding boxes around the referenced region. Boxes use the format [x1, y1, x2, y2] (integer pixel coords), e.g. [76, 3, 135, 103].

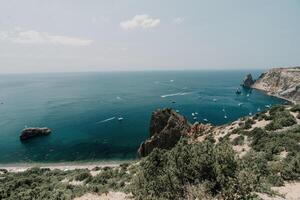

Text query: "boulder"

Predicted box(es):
[138, 108, 191, 157]
[20, 127, 51, 141]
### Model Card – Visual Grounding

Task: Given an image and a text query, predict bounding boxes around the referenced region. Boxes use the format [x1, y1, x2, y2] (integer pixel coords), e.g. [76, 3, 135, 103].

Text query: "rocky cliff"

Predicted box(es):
[251, 67, 300, 103]
[138, 108, 191, 157]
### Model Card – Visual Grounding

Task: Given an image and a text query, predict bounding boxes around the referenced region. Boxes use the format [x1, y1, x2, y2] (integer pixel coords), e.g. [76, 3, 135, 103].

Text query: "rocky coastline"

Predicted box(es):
[242, 67, 300, 103]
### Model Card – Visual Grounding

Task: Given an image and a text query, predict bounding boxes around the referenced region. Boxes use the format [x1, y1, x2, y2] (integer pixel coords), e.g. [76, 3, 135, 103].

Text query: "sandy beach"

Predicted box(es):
[0, 160, 132, 173]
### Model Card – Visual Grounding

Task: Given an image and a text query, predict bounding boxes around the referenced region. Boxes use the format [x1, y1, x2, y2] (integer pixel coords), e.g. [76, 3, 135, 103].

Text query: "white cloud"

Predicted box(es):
[0, 28, 93, 46]
[120, 15, 160, 30]
[172, 17, 184, 25]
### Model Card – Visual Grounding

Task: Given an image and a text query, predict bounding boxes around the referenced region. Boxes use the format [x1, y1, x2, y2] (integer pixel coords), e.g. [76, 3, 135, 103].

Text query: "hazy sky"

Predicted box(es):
[0, 0, 299, 73]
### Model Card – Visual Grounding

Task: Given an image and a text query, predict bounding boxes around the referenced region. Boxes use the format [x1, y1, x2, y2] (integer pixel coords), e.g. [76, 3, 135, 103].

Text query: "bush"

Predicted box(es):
[205, 134, 216, 143]
[290, 104, 300, 112]
[0, 167, 87, 200]
[243, 118, 255, 129]
[131, 138, 259, 199]
[265, 110, 296, 131]
[232, 135, 245, 146]
[269, 105, 285, 116]
[74, 171, 92, 181]
[281, 153, 300, 180]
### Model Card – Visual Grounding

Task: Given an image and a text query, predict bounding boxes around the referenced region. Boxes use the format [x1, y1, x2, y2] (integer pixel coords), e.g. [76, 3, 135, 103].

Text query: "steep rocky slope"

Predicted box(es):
[251, 67, 300, 103]
[138, 108, 191, 157]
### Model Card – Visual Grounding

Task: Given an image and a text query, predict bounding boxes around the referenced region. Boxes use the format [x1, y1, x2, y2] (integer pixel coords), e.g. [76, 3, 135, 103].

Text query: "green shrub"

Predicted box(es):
[0, 169, 8, 174]
[74, 171, 92, 181]
[290, 104, 300, 112]
[265, 110, 296, 131]
[0, 167, 87, 200]
[205, 134, 216, 143]
[218, 135, 230, 143]
[269, 105, 285, 116]
[281, 153, 300, 180]
[131, 138, 259, 199]
[232, 135, 245, 146]
[243, 118, 255, 129]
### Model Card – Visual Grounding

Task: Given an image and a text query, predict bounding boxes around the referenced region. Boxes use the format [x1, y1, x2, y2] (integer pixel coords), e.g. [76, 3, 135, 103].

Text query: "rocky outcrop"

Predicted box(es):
[241, 74, 255, 88]
[251, 67, 300, 103]
[138, 108, 191, 157]
[20, 127, 51, 141]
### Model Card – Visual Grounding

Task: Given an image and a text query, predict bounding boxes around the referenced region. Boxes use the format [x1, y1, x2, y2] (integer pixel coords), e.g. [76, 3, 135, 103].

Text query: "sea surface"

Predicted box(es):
[0, 70, 285, 164]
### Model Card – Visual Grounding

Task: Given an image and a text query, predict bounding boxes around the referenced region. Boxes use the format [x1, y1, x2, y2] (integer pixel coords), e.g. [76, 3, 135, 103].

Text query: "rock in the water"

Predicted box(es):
[251, 67, 300, 103]
[20, 127, 51, 141]
[138, 108, 191, 157]
[242, 74, 255, 88]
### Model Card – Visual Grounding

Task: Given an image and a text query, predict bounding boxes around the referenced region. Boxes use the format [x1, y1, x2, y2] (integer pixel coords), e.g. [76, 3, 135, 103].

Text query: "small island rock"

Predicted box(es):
[20, 127, 51, 141]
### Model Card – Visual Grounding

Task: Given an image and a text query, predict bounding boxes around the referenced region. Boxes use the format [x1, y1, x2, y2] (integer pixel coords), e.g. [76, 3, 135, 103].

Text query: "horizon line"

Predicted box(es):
[0, 68, 268, 75]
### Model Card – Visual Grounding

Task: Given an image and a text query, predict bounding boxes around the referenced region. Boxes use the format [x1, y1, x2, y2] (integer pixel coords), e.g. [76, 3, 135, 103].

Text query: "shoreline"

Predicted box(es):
[251, 86, 296, 105]
[0, 160, 135, 173]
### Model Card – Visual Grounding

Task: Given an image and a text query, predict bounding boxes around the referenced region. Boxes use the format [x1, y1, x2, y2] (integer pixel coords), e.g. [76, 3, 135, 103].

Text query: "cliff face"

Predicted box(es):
[138, 108, 191, 157]
[251, 67, 300, 103]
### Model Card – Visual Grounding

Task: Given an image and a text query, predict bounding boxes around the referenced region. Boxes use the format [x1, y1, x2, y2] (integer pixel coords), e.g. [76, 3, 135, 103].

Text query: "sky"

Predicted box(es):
[0, 0, 299, 73]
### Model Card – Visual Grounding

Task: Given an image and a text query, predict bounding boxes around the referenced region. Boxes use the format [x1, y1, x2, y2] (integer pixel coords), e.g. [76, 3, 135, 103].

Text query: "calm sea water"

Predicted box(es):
[0, 71, 285, 164]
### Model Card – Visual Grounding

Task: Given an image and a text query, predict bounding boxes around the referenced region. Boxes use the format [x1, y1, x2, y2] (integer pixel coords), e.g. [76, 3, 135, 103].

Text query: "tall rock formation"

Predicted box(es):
[242, 74, 255, 88]
[138, 108, 191, 157]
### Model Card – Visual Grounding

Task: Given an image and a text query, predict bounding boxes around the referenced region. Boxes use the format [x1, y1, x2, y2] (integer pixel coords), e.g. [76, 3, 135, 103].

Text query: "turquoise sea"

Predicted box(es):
[0, 71, 285, 164]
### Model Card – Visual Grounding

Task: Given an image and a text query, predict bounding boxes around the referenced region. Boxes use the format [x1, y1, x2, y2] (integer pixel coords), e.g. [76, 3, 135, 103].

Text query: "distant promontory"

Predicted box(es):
[243, 67, 300, 103]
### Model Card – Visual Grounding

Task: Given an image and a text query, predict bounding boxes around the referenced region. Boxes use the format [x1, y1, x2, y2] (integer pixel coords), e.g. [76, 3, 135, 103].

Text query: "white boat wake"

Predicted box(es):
[160, 92, 191, 98]
[96, 117, 116, 124]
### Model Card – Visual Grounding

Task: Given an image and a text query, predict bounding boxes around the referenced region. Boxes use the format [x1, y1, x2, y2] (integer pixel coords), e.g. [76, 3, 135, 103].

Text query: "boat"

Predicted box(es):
[118, 117, 124, 121]
[195, 112, 198, 115]
[238, 103, 243, 106]
[224, 115, 228, 119]
[193, 117, 197, 120]
[257, 108, 261, 112]
[246, 94, 250, 97]
[249, 112, 252, 116]
[222, 108, 225, 112]
[236, 88, 242, 95]
[203, 119, 208, 122]
[213, 98, 217, 102]
[192, 113, 195, 116]
[175, 110, 180, 113]
[265, 105, 271, 108]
